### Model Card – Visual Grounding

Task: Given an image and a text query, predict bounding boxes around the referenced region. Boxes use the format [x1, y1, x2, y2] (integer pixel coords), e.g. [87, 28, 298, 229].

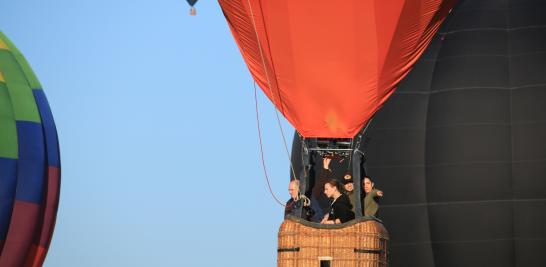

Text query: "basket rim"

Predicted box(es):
[284, 215, 383, 229]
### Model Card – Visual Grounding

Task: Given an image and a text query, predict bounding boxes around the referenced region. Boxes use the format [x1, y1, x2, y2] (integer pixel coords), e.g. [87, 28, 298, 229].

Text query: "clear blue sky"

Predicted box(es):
[1, 1, 294, 266]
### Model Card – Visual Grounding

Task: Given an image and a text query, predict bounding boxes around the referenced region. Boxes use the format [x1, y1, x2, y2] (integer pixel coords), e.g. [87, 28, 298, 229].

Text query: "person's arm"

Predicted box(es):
[371, 188, 382, 198]
[323, 157, 331, 170]
[284, 200, 292, 216]
[337, 209, 353, 223]
[318, 158, 333, 181]
[335, 197, 355, 223]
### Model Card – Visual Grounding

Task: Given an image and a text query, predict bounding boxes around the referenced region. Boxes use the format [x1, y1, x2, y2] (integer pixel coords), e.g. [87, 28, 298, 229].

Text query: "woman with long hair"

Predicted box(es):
[320, 179, 355, 224]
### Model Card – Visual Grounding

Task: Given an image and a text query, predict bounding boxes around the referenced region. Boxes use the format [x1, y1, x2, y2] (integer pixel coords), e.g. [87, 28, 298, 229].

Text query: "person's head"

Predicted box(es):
[288, 180, 300, 199]
[344, 181, 354, 192]
[324, 179, 341, 198]
[343, 174, 354, 192]
[363, 177, 374, 193]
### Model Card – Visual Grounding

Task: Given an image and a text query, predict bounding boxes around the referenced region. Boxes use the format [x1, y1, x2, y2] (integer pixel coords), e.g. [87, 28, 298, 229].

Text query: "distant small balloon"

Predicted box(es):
[186, 0, 198, 7]
[187, 0, 198, 16]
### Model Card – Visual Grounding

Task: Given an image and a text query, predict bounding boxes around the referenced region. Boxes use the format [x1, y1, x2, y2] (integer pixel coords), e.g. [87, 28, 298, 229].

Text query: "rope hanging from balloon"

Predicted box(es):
[245, 0, 299, 181]
[254, 83, 286, 207]
[244, 0, 305, 208]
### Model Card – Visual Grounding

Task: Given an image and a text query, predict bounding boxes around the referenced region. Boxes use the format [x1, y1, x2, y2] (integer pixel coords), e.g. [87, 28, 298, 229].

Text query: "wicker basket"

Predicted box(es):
[278, 217, 389, 267]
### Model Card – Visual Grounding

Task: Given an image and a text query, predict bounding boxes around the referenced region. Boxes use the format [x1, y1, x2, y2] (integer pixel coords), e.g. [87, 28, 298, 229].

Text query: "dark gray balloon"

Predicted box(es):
[186, 0, 198, 7]
[291, 0, 546, 266]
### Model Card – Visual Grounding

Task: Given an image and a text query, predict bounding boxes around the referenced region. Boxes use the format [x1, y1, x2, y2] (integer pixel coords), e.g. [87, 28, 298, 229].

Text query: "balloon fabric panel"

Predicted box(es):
[361, 0, 546, 266]
[0, 31, 60, 267]
[219, 0, 456, 138]
[291, 0, 546, 265]
[187, 0, 198, 7]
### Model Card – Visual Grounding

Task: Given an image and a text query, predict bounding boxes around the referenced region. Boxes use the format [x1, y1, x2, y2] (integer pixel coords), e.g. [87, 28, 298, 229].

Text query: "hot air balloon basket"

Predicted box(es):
[278, 216, 389, 267]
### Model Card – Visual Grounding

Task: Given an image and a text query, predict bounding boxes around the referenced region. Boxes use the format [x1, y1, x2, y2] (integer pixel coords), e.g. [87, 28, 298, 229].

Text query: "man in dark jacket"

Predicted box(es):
[285, 180, 320, 221]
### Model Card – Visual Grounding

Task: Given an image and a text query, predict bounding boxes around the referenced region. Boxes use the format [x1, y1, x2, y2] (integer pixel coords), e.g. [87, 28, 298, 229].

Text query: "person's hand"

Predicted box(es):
[323, 157, 331, 170]
[320, 214, 329, 223]
[322, 220, 335, 225]
[377, 191, 383, 197]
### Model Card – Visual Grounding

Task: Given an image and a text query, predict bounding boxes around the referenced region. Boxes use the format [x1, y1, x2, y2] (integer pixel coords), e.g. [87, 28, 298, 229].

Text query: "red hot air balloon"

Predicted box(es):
[218, 1, 457, 266]
[219, 0, 456, 138]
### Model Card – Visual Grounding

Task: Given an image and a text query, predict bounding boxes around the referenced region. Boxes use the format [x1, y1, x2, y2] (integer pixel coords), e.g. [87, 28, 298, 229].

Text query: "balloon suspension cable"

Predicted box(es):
[300, 134, 308, 178]
[346, 138, 355, 171]
[246, 0, 299, 181]
[254, 84, 285, 207]
[347, 118, 373, 173]
[274, 98, 298, 180]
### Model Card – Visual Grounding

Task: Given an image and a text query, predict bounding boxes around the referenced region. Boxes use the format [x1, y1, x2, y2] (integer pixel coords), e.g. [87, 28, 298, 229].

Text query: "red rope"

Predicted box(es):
[254, 83, 286, 207]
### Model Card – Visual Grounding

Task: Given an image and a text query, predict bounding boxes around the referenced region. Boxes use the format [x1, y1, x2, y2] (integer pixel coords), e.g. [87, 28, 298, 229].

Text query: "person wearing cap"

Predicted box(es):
[362, 176, 384, 217]
[342, 173, 356, 213]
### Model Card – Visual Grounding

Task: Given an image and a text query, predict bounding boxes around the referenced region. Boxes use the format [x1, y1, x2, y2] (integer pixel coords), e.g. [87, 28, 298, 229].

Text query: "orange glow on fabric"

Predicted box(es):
[219, 0, 456, 138]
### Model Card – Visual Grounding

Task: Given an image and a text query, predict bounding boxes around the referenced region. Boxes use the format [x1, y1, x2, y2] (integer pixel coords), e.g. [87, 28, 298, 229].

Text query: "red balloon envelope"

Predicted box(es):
[219, 0, 456, 138]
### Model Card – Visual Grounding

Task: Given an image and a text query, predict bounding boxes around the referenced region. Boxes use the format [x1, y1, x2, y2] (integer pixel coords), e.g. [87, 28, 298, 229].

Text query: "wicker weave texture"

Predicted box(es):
[278, 219, 389, 267]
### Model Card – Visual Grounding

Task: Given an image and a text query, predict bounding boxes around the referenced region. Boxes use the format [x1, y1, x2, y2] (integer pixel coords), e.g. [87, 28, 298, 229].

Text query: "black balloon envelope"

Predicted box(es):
[361, 0, 546, 266]
[290, 0, 546, 266]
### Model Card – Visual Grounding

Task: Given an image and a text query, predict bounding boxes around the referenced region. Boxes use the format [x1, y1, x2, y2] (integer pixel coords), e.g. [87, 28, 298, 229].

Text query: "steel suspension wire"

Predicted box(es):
[346, 119, 374, 173]
[254, 84, 286, 207]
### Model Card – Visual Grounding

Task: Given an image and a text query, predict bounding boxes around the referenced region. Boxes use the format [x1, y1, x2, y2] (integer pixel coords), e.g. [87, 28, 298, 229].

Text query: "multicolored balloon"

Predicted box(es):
[0, 31, 60, 267]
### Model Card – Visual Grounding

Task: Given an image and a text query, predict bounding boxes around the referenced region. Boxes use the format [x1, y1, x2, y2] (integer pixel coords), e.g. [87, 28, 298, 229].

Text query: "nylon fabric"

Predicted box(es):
[219, 0, 456, 138]
[0, 31, 60, 267]
[291, 0, 546, 266]
[363, 0, 546, 266]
